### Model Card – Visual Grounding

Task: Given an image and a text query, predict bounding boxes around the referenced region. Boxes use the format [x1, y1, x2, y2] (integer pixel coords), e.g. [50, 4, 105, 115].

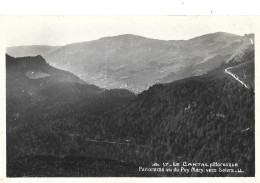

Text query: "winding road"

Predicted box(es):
[225, 67, 249, 89]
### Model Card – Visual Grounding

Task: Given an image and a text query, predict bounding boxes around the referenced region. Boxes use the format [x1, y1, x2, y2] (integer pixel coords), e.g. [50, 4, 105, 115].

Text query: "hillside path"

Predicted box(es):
[225, 67, 249, 89]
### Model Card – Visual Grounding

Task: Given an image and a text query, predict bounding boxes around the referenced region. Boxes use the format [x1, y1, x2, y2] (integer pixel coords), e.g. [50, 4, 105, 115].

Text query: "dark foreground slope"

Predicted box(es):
[6, 55, 136, 176]
[8, 155, 157, 177]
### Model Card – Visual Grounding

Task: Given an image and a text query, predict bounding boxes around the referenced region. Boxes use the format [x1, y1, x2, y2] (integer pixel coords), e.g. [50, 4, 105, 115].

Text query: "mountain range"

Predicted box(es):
[7, 32, 254, 92]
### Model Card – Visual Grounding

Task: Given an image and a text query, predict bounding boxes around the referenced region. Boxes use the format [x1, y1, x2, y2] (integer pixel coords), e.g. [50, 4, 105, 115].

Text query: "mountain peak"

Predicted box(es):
[189, 32, 240, 41]
[35, 55, 46, 61]
[101, 34, 149, 41]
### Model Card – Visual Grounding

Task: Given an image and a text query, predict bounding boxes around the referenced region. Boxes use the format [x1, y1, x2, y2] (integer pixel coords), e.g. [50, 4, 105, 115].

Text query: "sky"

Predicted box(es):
[3, 16, 256, 47]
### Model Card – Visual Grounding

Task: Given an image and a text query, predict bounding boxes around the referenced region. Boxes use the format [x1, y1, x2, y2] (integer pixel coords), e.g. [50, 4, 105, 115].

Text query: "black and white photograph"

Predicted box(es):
[2, 16, 256, 177]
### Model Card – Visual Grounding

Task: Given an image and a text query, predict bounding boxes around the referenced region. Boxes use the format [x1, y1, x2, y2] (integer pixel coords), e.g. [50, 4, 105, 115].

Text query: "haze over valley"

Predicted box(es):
[7, 32, 254, 92]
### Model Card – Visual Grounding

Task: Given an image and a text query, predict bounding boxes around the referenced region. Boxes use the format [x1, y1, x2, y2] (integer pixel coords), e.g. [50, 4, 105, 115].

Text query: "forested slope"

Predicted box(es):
[98, 66, 255, 176]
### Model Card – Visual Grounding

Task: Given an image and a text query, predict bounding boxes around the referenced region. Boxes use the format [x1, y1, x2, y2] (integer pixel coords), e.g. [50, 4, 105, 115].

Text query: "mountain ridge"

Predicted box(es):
[7, 32, 245, 48]
[7, 32, 254, 92]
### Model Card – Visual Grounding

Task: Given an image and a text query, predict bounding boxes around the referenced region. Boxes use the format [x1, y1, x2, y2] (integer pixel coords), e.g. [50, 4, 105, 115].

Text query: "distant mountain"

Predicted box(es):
[7, 32, 254, 92]
[6, 45, 60, 57]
